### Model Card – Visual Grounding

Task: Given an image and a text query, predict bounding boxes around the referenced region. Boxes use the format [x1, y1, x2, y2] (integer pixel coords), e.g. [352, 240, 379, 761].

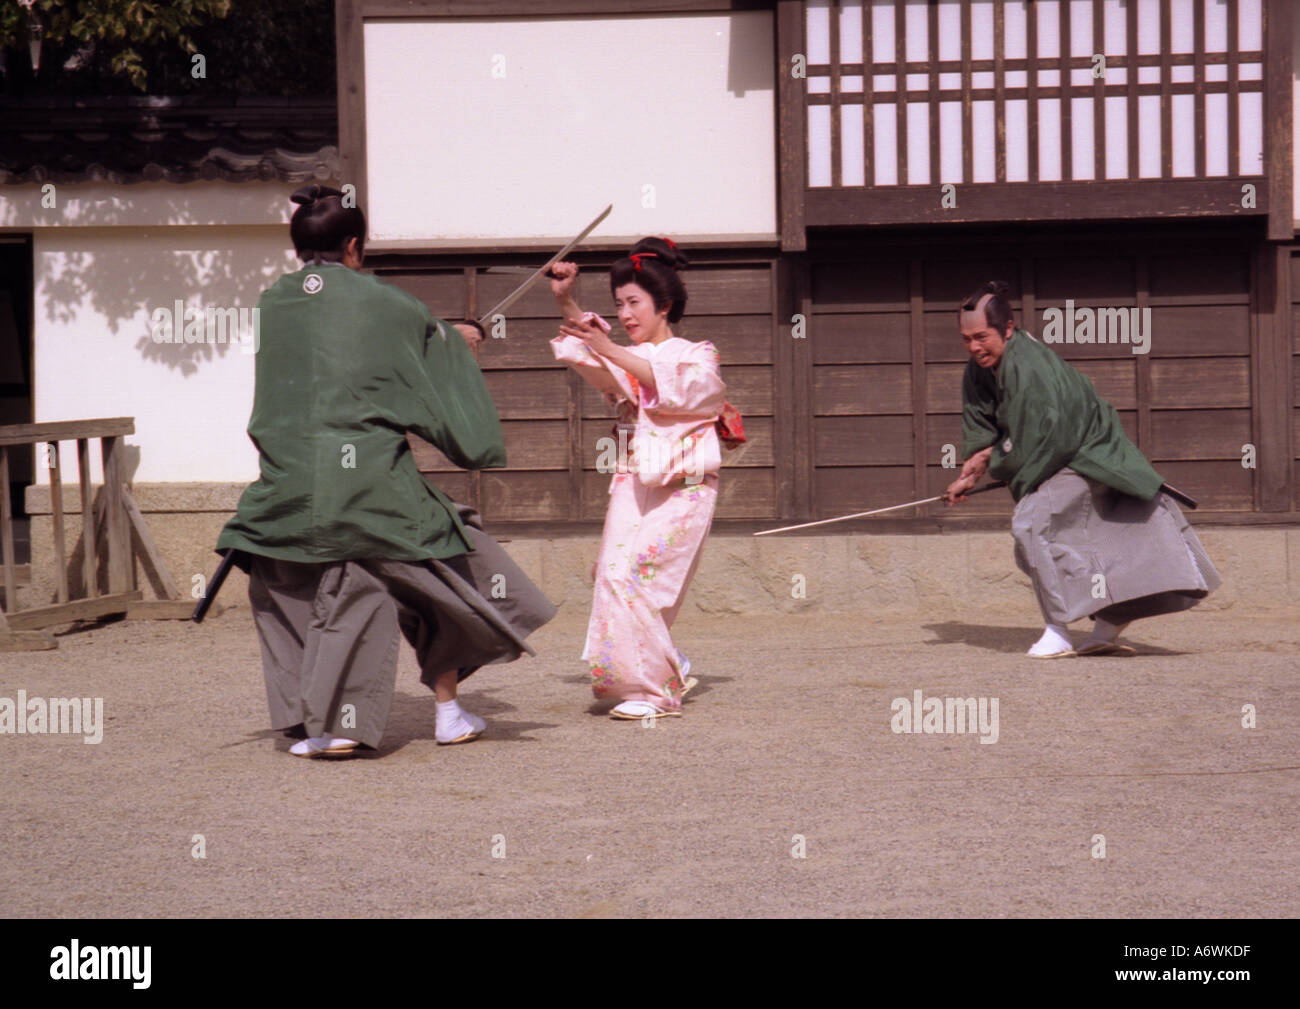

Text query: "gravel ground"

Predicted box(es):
[1, 603, 1296, 918]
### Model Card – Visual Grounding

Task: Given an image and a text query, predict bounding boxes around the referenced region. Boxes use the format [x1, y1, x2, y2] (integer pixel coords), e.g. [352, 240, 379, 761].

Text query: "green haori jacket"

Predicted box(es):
[216, 264, 506, 564]
[961, 328, 1164, 503]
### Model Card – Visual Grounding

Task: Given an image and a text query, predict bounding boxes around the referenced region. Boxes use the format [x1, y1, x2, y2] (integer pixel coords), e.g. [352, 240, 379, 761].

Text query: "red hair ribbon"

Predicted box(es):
[630, 252, 658, 272]
[663, 237, 676, 250]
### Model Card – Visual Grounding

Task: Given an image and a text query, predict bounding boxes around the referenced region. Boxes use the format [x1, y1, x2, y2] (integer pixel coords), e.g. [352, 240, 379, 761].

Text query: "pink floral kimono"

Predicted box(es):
[551, 317, 725, 711]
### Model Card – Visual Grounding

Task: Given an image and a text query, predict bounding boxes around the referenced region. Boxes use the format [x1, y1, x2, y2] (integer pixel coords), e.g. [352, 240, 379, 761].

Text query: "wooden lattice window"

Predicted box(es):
[804, 0, 1265, 188]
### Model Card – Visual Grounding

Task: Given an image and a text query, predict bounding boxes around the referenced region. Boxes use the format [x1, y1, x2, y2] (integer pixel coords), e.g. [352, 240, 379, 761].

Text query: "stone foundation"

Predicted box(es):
[19, 483, 1299, 619]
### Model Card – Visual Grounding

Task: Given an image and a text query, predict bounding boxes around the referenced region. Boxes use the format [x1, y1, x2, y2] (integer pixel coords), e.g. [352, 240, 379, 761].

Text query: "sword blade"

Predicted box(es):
[752, 481, 1009, 537]
[477, 203, 613, 324]
[753, 496, 945, 537]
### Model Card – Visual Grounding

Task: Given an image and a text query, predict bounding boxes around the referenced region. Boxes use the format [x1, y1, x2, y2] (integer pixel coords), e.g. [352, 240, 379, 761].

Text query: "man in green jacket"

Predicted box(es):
[945, 281, 1220, 658]
[217, 185, 555, 755]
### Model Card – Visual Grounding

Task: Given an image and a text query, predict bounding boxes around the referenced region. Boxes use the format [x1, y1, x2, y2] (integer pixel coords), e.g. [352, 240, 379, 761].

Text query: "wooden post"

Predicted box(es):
[0, 419, 149, 642]
[1252, 243, 1292, 511]
[0, 445, 15, 613]
[77, 438, 98, 599]
[48, 442, 69, 603]
[776, 0, 807, 252]
[1265, 0, 1293, 241]
[100, 436, 132, 594]
[909, 260, 928, 500]
[1136, 257, 1153, 454]
[121, 485, 181, 601]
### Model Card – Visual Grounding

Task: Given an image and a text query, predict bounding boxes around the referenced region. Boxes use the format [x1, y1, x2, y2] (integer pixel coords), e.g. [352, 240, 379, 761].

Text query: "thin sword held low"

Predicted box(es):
[754, 482, 1010, 537]
[476, 203, 613, 325]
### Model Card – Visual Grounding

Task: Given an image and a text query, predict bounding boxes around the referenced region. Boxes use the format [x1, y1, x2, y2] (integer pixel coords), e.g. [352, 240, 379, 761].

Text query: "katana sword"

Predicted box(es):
[192, 549, 238, 623]
[1160, 482, 1198, 510]
[754, 482, 1010, 537]
[476, 203, 612, 325]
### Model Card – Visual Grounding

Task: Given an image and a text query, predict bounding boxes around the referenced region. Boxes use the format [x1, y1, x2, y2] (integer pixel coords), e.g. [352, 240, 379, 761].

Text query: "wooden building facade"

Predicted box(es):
[339, 0, 1297, 527]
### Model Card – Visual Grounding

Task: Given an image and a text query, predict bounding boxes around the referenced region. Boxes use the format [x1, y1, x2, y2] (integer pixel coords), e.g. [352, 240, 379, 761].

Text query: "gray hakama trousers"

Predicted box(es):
[1010, 469, 1221, 626]
[247, 504, 557, 748]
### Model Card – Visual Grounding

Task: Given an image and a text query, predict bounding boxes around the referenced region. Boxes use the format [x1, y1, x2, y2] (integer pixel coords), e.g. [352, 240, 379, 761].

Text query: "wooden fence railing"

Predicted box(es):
[0, 417, 192, 652]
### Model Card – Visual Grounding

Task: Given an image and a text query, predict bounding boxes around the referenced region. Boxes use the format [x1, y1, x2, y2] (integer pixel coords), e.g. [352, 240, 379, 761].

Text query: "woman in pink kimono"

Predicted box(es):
[549, 238, 725, 720]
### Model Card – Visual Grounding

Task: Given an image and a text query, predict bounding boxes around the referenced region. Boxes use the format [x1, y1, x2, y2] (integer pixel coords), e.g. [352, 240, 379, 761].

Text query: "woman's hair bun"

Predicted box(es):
[611, 237, 689, 323]
[629, 236, 688, 272]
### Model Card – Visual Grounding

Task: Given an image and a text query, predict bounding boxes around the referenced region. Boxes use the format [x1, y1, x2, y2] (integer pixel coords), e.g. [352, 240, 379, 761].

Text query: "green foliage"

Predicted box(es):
[0, 0, 335, 97]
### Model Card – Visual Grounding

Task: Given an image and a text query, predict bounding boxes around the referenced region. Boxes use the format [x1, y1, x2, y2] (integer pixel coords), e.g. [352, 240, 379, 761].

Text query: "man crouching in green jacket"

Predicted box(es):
[945, 281, 1220, 659]
[216, 185, 556, 756]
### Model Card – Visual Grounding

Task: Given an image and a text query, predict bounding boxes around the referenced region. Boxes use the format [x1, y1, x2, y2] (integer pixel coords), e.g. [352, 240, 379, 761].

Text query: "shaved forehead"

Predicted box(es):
[960, 293, 994, 332]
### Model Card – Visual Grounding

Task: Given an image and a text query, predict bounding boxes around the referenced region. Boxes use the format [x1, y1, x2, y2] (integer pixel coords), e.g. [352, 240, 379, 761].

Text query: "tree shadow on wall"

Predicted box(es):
[39, 194, 299, 376]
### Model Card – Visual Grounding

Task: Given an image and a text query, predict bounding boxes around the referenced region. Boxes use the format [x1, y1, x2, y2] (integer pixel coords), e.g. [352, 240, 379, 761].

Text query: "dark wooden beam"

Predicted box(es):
[336, 0, 369, 233]
[995, 0, 1007, 183]
[961, 1, 973, 185]
[1264, 0, 1293, 240]
[1126, 0, 1138, 179]
[1027, 0, 1039, 181]
[1193, 0, 1206, 180]
[777, 0, 807, 251]
[1060, 0, 1072, 182]
[896, 0, 908, 185]
[774, 256, 800, 519]
[1093, 0, 1105, 182]
[805, 179, 1271, 227]
[1228, 0, 1240, 178]
[908, 259, 927, 498]
[357, 0, 773, 13]
[1251, 243, 1292, 510]
[829, 0, 842, 189]
[1135, 256, 1152, 454]
[928, 0, 940, 185]
[792, 255, 812, 520]
[1160, 0, 1172, 179]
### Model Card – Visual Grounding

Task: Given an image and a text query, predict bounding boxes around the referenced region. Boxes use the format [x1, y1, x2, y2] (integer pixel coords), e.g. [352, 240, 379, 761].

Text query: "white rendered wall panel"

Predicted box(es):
[841, 104, 866, 186]
[806, 0, 831, 65]
[364, 14, 776, 244]
[1238, 91, 1263, 175]
[906, 102, 930, 184]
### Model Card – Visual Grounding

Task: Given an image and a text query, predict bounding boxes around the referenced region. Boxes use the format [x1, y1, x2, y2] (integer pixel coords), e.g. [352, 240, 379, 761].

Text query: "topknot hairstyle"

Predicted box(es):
[960, 280, 1015, 336]
[289, 184, 366, 263]
[610, 236, 689, 323]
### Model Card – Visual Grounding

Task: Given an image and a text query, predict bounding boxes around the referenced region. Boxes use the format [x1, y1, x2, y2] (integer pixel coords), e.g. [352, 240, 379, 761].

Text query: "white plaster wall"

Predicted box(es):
[363, 12, 777, 246]
[1294, 15, 1300, 227]
[0, 181, 315, 484]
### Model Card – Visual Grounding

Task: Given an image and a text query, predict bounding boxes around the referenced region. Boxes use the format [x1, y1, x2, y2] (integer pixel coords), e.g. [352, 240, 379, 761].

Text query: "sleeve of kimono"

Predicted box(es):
[989, 353, 1077, 499]
[405, 317, 507, 469]
[549, 313, 640, 403]
[639, 340, 726, 419]
[960, 362, 1000, 458]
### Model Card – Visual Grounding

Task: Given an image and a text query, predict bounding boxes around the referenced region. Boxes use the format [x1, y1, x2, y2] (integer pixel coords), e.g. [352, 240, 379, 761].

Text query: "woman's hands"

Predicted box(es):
[550, 261, 579, 299]
[557, 314, 657, 396]
[550, 260, 582, 321]
[558, 314, 617, 357]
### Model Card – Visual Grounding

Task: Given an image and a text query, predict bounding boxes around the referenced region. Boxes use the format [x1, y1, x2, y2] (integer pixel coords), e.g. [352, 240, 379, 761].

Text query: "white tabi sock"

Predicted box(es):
[1028, 624, 1074, 657]
[436, 699, 485, 744]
